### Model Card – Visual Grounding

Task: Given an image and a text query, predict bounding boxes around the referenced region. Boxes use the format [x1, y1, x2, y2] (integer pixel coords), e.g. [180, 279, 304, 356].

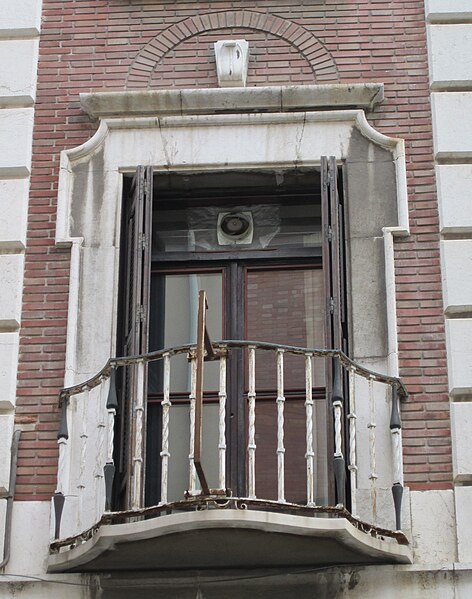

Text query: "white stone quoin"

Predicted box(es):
[446, 319, 472, 396]
[0, 254, 25, 330]
[451, 402, 472, 482]
[0, 107, 34, 176]
[425, 0, 472, 22]
[441, 240, 472, 313]
[437, 165, 472, 233]
[0, 179, 29, 250]
[427, 24, 472, 89]
[0, 39, 39, 105]
[431, 92, 472, 159]
[0, 332, 19, 409]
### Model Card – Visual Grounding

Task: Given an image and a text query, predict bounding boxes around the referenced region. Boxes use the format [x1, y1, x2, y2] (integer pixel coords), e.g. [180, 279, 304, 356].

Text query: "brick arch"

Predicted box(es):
[127, 10, 338, 87]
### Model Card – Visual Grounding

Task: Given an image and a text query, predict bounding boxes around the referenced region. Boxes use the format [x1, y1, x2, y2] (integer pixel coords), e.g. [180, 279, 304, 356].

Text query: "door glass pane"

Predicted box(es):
[148, 272, 223, 393]
[246, 267, 326, 388]
[246, 267, 328, 504]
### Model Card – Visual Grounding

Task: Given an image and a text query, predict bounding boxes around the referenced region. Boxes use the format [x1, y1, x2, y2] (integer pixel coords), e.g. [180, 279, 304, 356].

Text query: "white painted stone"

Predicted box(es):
[0, 39, 39, 106]
[356, 488, 411, 533]
[426, 0, 472, 23]
[437, 165, 472, 233]
[0, 0, 42, 37]
[451, 402, 472, 482]
[80, 84, 385, 118]
[73, 246, 119, 379]
[0, 178, 29, 250]
[0, 108, 33, 175]
[446, 319, 472, 395]
[0, 254, 24, 330]
[410, 489, 457, 563]
[6, 501, 52, 575]
[0, 413, 14, 493]
[431, 93, 472, 159]
[0, 497, 5, 563]
[214, 40, 249, 88]
[441, 240, 472, 313]
[455, 486, 472, 562]
[0, 332, 19, 408]
[427, 25, 472, 89]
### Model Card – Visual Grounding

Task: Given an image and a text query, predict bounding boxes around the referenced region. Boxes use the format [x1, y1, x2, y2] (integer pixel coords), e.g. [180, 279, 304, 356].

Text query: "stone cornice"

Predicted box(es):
[80, 84, 384, 119]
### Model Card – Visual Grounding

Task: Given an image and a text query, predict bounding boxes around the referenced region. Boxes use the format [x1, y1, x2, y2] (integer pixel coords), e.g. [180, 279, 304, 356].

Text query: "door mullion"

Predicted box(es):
[226, 262, 246, 497]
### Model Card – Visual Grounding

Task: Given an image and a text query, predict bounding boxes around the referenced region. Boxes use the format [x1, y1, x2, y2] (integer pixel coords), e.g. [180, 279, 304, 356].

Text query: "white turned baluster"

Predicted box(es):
[160, 354, 171, 505]
[305, 353, 315, 506]
[95, 384, 106, 520]
[347, 367, 358, 517]
[76, 391, 89, 530]
[367, 376, 377, 520]
[247, 347, 256, 499]
[57, 437, 68, 496]
[368, 376, 377, 481]
[276, 349, 286, 503]
[107, 402, 116, 467]
[333, 401, 343, 459]
[131, 360, 145, 510]
[54, 397, 69, 540]
[218, 353, 227, 491]
[188, 355, 197, 495]
[78, 391, 88, 493]
[392, 427, 404, 487]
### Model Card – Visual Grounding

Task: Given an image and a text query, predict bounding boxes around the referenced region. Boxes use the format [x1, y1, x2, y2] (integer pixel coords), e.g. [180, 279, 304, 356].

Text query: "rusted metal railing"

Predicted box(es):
[52, 294, 407, 544]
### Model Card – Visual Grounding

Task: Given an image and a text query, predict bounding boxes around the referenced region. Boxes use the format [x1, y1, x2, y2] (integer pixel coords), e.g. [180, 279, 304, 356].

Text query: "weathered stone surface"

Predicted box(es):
[431, 93, 472, 159]
[80, 84, 385, 118]
[0, 0, 42, 37]
[0, 178, 29, 250]
[0, 332, 19, 409]
[0, 39, 38, 106]
[0, 108, 33, 175]
[437, 165, 472, 233]
[451, 402, 472, 482]
[441, 240, 472, 313]
[446, 319, 472, 395]
[428, 25, 472, 89]
[410, 489, 457, 563]
[426, 0, 472, 23]
[0, 254, 24, 330]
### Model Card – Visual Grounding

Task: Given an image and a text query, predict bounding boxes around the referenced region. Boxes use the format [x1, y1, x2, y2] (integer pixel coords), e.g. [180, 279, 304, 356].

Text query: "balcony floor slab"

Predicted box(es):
[48, 509, 412, 573]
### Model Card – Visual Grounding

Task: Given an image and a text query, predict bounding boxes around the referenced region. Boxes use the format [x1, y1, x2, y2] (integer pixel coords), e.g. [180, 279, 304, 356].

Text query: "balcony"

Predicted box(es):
[48, 294, 411, 573]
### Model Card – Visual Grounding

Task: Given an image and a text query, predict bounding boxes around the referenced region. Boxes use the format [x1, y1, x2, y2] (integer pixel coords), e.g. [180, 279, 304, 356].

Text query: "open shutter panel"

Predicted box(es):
[125, 165, 153, 356]
[321, 156, 344, 350]
[118, 165, 153, 509]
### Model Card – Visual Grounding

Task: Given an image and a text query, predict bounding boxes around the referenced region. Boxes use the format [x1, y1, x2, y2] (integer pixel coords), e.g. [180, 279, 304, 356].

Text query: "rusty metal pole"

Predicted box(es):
[194, 290, 210, 495]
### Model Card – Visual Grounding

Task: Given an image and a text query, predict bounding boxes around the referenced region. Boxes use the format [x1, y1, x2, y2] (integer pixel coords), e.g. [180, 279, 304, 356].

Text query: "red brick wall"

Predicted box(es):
[15, 0, 450, 499]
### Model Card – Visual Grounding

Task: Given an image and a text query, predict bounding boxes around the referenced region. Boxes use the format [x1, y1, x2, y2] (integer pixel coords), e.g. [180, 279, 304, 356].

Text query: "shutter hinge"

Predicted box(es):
[327, 225, 333, 243]
[136, 305, 146, 324]
[329, 297, 335, 314]
[138, 232, 148, 251]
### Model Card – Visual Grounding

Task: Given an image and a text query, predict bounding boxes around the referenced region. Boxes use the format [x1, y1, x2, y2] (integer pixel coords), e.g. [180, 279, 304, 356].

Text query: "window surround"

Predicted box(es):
[54, 83, 410, 537]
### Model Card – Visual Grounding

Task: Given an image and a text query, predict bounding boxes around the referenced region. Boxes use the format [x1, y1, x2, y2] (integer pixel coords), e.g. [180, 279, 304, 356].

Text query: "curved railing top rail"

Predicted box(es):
[58, 340, 408, 403]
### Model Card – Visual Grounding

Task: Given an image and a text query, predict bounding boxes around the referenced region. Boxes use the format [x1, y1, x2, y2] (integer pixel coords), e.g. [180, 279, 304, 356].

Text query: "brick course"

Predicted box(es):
[15, 0, 450, 499]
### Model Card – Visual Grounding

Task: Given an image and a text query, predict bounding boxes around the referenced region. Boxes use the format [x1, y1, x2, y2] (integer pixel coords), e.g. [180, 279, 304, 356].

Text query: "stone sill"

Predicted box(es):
[80, 84, 384, 119]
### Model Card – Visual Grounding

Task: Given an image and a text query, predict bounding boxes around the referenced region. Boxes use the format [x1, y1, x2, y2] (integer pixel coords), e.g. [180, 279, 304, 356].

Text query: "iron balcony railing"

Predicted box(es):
[51, 309, 408, 551]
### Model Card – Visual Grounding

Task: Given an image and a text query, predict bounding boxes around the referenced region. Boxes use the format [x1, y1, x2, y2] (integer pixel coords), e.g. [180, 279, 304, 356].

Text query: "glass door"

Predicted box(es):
[146, 270, 224, 505]
[245, 265, 328, 505]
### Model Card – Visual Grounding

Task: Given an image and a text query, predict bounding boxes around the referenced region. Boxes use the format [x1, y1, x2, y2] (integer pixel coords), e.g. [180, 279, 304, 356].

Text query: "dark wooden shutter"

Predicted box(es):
[321, 156, 346, 351]
[123, 165, 153, 357]
[118, 165, 153, 508]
